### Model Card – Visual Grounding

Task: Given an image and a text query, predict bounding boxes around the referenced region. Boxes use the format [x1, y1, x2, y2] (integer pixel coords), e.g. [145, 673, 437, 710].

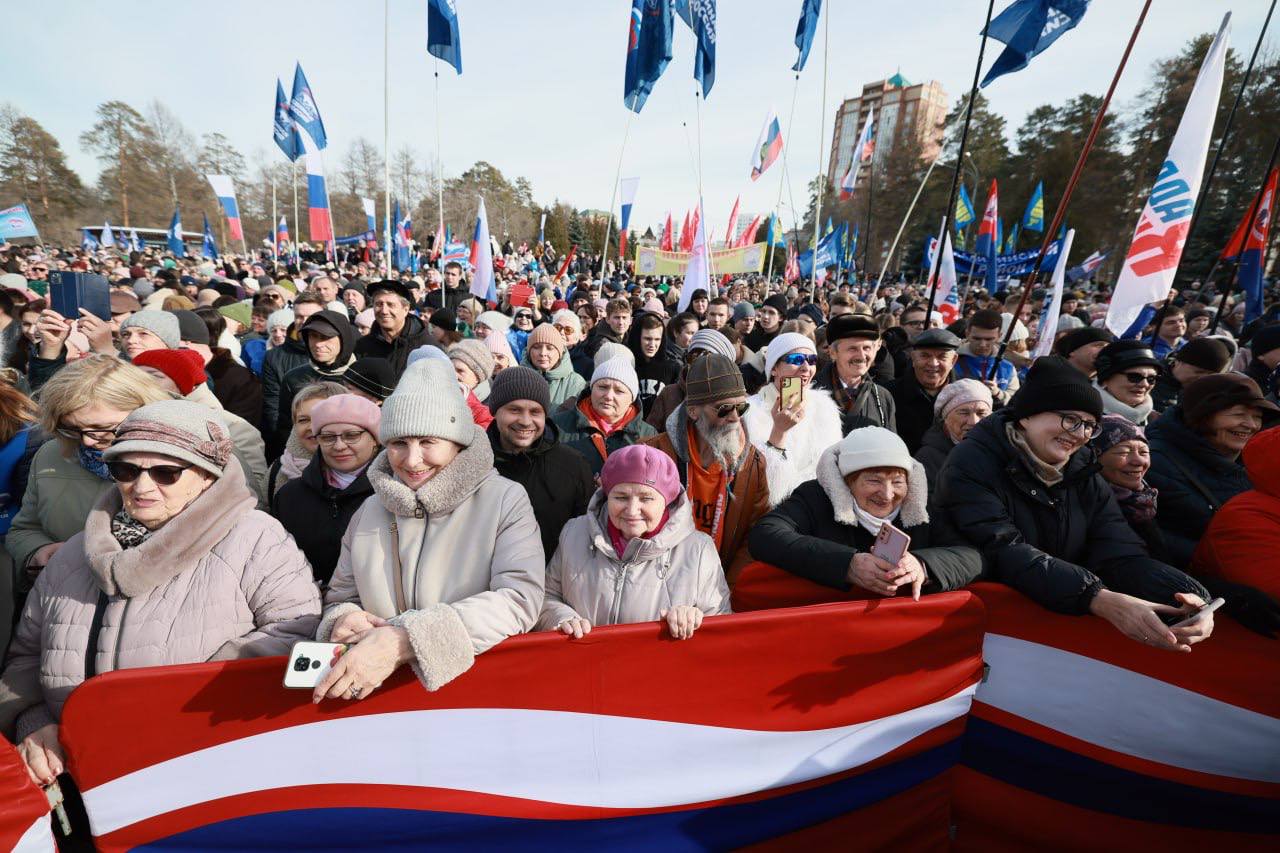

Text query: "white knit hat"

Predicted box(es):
[591, 357, 639, 401]
[764, 332, 817, 377]
[594, 341, 635, 367]
[833, 426, 913, 477]
[379, 358, 475, 446]
[267, 308, 295, 331]
[476, 311, 512, 334]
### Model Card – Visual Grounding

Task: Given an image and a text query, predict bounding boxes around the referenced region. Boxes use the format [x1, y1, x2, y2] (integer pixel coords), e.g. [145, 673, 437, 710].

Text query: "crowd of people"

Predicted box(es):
[0, 236, 1277, 843]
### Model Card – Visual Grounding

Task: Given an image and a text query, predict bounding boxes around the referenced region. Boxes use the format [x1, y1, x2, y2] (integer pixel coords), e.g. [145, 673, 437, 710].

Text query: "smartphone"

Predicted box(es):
[1170, 597, 1225, 629]
[780, 376, 804, 410]
[870, 522, 911, 566]
[283, 641, 346, 689]
[49, 271, 111, 321]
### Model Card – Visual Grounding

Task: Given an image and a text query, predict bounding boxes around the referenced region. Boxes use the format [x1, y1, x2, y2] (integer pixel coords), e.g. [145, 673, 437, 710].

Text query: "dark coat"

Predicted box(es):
[261, 337, 310, 457]
[1145, 404, 1253, 570]
[888, 369, 946, 454]
[206, 348, 263, 429]
[275, 311, 358, 440]
[812, 362, 896, 435]
[914, 421, 953, 493]
[488, 420, 594, 560]
[934, 412, 1208, 614]
[551, 396, 658, 475]
[353, 313, 434, 379]
[569, 341, 595, 382]
[272, 452, 374, 585]
[1150, 372, 1182, 415]
[744, 324, 779, 354]
[424, 286, 467, 313]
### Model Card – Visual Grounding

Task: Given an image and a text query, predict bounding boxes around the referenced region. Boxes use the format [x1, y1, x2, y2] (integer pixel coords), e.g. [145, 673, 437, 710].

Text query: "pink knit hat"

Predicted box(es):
[600, 444, 681, 505]
[527, 322, 566, 356]
[485, 330, 515, 361]
[309, 393, 382, 439]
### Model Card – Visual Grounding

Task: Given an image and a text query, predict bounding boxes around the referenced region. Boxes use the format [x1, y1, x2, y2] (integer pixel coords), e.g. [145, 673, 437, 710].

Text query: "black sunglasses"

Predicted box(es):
[1121, 371, 1159, 386]
[108, 460, 193, 486]
[714, 402, 750, 418]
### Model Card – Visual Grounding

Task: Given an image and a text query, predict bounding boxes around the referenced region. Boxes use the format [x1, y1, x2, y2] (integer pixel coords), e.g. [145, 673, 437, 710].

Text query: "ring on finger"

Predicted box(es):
[348, 685, 362, 699]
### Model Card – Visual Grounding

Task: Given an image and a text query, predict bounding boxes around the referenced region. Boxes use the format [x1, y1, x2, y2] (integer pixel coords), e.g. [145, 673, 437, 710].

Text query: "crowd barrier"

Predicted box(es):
[0, 738, 52, 852]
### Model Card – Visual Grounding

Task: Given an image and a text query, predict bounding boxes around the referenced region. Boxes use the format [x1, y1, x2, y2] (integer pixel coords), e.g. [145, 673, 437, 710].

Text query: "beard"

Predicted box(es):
[693, 415, 744, 467]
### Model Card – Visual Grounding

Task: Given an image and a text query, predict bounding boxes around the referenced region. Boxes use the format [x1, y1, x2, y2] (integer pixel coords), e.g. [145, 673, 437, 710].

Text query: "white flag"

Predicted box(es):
[470, 197, 495, 302]
[924, 218, 960, 325]
[1032, 228, 1076, 360]
[678, 202, 710, 313]
[1106, 14, 1230, 335]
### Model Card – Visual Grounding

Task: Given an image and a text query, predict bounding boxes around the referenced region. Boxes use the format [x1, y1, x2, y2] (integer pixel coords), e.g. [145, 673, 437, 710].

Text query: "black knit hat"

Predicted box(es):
[1009, 355, 1103, 421]
[487, 366, 551, 415]
[430, 307, 457, 333]
[342, 357, 397, 401]
[1053, 326, 1114, 357]
[763, 294, 788, 315]
[1250, 324, 1280, 359]
[1174, 337, 1230, 373]
[684, 354, 746, 406]
[1094, 340, 1162, 381]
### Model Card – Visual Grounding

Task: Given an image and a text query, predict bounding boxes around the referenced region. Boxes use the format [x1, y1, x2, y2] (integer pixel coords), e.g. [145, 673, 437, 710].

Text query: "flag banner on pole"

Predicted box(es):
[394, 201, 412, 270]
[0, 203, 38, 240]
[128, 229, 142, 252]
[1066, 249, 1107, 282]
[952, 240, 1063, 278]
[275, 216, 289, 255]
[838, 107, 876, 199]
[679, 210, 694, 252]
[981, 0, 1092, 88]
[1032, 228, 1076, 359]
[167, 209, 184, 256]
[427, 0, 463, 75]
[288, 63, 328, 152]
[624, 0, 674, 112]
[200, 214, 218, 259]
[441, 241, 468, 266]
[677, 0, 716, 97]
[205, 175, 243, 242]
[1221, 167, 1277, 324]
[81, 228, 99, 252]
[797, 223, 847, 277]
[637, 243, 765, 276]
[1004, 223, 1019, 255]
[735, 214, 762, 248]
[792, 0, 822, 72]
[660, 211, 674, 251]
[678, 202, 711, 312]
[101, 222, 116, 248]
[1022, 180, 1045, 232]
[925, 229, 961, 325]
[618, 177, 640, 262]
[272, 78, 299, 162]
[0, 738, 53, 852]
[723, 195, 739, 246]
[469, 197, 496, 303]
[304, 152, 333, 243]
[954, 184, 977, 231]
[537, 212, 546, 245]
[975, 179, 999, 292]
[361, 197, 377, 245]
[555, 244, 578, 279]
[1106, 16, 1229, 335]
[749, 107, 784, 181]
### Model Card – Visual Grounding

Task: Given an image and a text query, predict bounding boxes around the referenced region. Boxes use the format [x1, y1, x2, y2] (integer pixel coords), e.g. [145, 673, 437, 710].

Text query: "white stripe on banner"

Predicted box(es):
[979, 634, 1280, 782]
[83, 687, 975, 836]
[13, 814, 55, 853]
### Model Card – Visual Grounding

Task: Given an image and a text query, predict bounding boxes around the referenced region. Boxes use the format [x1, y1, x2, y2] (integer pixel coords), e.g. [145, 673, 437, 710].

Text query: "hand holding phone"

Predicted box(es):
[283, 641, 347, 689]
[779, 376, 804, 410]
[870, 523, 911, 566]
[1170, 597, 1224, 629]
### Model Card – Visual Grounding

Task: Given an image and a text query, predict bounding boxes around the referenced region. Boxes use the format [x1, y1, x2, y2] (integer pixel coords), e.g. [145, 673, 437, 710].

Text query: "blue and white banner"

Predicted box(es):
[0, 203, 39, 240]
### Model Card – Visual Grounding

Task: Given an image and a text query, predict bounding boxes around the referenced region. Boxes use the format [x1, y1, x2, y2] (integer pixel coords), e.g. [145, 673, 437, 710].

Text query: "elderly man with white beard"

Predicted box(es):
[643, 354, 770, 585]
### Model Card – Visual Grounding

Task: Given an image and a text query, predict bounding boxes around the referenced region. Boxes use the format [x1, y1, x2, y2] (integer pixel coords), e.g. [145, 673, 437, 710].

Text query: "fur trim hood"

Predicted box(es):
[815, 443, 929, 529]
[366, 424, 496, 517]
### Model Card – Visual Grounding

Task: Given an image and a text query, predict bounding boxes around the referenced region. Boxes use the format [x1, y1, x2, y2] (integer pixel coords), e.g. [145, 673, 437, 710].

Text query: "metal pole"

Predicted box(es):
[434, 62, 446, 271]
[810, 5, 830, 290]
[271, 173, 277, 263]
[291, 159, 299, 267]
[384, 0, 393, 274]
[597, 112, 635, 281]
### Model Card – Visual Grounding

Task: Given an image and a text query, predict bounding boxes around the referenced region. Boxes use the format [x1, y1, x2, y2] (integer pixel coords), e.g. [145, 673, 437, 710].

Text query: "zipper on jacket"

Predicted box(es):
[610, 562, 630, 625]
[112, 598, 130, 672]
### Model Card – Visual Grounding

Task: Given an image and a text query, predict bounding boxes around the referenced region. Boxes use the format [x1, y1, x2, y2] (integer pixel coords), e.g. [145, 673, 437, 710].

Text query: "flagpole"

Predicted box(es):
[291, 160, 300, 267]
[861, 159, 876, 274]
[383, 0, 393, 274]
[766, 73, 803, 281]
[1206, 132, 1280, 335]
[694, 88, 716, 290]
[598, 112, 635, 281]
[271, 174, 278, 264]
[923, 0, 996, 328]
[990, 0, 1153, 377]
[434, 61, 446, 271]
[810, 5, 830, 291]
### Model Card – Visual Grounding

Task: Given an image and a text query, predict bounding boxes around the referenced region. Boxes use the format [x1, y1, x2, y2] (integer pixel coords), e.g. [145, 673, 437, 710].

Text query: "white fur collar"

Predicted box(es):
[815, 444, 929, 529]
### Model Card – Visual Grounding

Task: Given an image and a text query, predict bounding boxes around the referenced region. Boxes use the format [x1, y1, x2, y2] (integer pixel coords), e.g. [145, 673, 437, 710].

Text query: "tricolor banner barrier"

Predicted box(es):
[733, 564, 1280, 851]
[635, 242, 766, 276]
[0, 739, 53, 852]
[56, 595, 984, 851]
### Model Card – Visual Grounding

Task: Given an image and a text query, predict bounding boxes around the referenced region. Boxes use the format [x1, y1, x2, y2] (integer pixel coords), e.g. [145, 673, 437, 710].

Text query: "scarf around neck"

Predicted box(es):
[78, 446, 113, 481]
[325, 461, 369, 490]
[1005, 421, 1066, 487]
[1111, 481, 1159, 524]
[110, 508, 153, 549]
[853, 500, 901, 537]
[1096, 382, 1154, 425]
[607, 509, 672, 559]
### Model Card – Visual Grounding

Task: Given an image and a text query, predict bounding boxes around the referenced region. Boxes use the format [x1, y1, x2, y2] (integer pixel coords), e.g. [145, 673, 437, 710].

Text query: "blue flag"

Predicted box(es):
[1021, 180, 1045, 232]
[289, 64, 328, 151]
[81, 229, 99, 252]
[677, 0, 716, 97]
[792, 0, 822, 72]
[201, 214, 218, 259]
[0, 203, 38, 240]
[954, 184, 976, 229]
[981, 0, 1091, 88]
[167, 209, 184, 256]
[427, 0, 462, 75]
[624, 0, 674, 113]
[273, 79, 300, 162]
[1004, 223, 1019, 255]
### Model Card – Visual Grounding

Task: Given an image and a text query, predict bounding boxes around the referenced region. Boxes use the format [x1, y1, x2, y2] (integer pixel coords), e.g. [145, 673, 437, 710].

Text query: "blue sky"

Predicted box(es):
[3, 1, 1269, 236]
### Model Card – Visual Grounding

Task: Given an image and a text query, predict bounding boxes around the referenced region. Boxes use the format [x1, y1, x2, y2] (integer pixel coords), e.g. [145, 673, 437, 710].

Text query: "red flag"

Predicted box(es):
[430, 221, 445, 260]
[1221, 167, 1278, 260]
[735, 214, 762, 248]
[679, 211, 693, 252]
[784, 242, 800, 283]
[724, 196, 740, 246]
[660, 211, 674, 251]
[689, 207, 701, 249]
[618, 229, 629, 264]
[555, 244, 578, 279]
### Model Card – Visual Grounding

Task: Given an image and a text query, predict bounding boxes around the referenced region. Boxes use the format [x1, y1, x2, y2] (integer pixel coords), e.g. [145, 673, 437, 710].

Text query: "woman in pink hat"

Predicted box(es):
[539, 444, 730, 640]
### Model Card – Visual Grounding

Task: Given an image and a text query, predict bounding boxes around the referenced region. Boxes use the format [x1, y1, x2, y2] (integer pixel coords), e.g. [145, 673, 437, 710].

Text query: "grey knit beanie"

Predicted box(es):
[103, 399, 234, 478]
[119, 310, 181, 349]
[591, 357, 639, 400]
[689, 328, 735, 362]
[379, 357, 475, 446]
[594, 341, 635, 367]
[487, 366, 551, 415]
[448, 339, 495, 384]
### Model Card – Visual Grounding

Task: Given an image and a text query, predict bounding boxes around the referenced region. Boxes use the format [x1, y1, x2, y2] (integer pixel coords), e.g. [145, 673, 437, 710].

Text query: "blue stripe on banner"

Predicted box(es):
[307, 174, 329, 209]
[137, 741, 961, 852]
[962, 718, 1280, 833]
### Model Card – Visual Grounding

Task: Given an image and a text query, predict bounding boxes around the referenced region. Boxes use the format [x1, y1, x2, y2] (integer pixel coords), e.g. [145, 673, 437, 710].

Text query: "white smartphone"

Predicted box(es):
[283, 641, 347, 689]
[870, 522, 911, 566]
[1170, 597, 1225, 629]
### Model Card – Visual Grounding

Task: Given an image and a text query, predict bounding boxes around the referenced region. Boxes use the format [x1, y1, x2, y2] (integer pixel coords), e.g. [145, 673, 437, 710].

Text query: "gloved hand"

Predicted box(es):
[1200, 577, 1280, 639]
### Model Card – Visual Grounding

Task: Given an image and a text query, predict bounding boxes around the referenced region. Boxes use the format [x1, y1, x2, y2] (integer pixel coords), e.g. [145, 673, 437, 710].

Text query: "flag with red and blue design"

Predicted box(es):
[1221, 167, 1277, 324]
[839, 107, 875, 200]
[975, 179, 1000, 291]
[750, 108, 783, 181]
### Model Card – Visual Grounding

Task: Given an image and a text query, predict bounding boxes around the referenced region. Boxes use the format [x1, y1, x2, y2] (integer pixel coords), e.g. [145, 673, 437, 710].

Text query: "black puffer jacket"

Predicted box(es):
[488, 420, 594, 560]
[1145, 404, 1253, 570]
[275, 310, 358, 440]
[914, 421, 954, 493]
[353, 313, 434, 379]
[272, 452, 374, 585]
[934, 411, 1208, 614]
[261, 336, 310, 456]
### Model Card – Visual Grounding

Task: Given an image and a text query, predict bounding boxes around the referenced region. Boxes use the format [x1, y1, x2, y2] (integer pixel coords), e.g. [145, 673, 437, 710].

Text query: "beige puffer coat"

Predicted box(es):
[0, 462, 321, 739]
[537, 490, 731, 630]
[319, 427, 545, 692]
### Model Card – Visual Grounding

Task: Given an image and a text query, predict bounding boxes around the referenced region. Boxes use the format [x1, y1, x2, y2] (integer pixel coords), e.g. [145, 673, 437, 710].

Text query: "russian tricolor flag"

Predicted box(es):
[205, 175, 243, 242]
[750, 108, 783, 181]
[469, 197, 495, 303]
[275, 216, 289, 258]
[1221, 167, 1276, 324]
[618, 177, 639, 261]
[304, 151, 332, 244]
[839, 106, 876, 200]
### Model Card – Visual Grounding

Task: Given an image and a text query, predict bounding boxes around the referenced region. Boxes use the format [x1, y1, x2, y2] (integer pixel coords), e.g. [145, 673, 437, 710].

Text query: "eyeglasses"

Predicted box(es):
[316, 429, 369, 447]
[781, 353, 818, 367]
[1054, 412, 1102, 438]
[553, 324, 577, 336]
[714, 402, 750, 419]
[1121, 371, 1159, 386]
[56, 423, 120, 443]
[107, 460, 192, 486]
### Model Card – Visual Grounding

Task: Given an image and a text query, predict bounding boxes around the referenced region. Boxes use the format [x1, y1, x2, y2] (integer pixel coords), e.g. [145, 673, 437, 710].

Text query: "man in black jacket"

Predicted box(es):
[424, 262, 468, 312]
[487, 366, 594, 560]
[889, 328, 959, 453]
[812, 314, 896, 435]
[357, 280, 435, 379]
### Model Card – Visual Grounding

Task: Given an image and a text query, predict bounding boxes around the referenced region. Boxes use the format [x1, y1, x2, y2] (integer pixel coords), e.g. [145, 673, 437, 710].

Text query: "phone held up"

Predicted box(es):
[283, 641, 347, 689]
[870, 522, 911, 567]
[780, 376, 804, 410]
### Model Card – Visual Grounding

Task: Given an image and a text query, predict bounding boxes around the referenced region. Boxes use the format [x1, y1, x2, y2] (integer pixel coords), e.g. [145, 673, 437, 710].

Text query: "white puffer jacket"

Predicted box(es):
[538, 490, 730, 630]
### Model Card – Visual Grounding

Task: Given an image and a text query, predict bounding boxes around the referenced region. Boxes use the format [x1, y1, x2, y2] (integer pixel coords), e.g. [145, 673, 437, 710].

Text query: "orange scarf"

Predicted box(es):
[577, 398, 638, 462]
[685, 419, 729, 549]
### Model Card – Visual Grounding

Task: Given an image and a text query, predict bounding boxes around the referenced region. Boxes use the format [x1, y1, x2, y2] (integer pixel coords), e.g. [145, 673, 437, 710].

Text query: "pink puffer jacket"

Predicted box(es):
[0, 462, 321, 739]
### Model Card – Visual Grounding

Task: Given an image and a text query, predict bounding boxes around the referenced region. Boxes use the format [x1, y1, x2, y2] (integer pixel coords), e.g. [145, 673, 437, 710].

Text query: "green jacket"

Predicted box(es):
[522, 350, 588, 410]
[6, 440, 111, 572]
[551, 401, 657, 475]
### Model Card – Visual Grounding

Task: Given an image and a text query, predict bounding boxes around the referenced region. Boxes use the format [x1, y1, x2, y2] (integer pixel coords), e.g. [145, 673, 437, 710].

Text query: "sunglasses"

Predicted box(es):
[107, 460, 193, 486]
[514, 313, 533, 321]
[1121, 372, 1159, 386]
[781, 353, 818, 367]
[714, 402, 750, 419]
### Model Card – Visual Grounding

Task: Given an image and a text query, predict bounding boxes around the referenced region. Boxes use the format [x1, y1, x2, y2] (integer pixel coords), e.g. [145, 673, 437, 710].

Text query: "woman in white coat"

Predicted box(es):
[539, 444, 730, 640]
[741, 331, 843, 506]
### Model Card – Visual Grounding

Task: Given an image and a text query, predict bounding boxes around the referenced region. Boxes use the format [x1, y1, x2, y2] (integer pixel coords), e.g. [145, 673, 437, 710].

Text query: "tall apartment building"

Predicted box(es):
[827, 73, 948, 187]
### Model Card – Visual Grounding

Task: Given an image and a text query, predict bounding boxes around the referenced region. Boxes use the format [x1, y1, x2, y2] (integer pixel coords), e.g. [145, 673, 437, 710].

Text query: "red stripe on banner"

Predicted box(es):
[0, 739, 50, 850]
[951, 767, 1278, 853]
[61, 597, 985, 788]
[733, 561, 858, 611]
[308, 207, 332, 242]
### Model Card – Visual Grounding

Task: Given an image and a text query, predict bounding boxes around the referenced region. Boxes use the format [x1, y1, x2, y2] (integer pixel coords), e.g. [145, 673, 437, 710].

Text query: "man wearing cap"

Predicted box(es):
[1094, 340, 1163, 426]
[1053, 326, 1115, 379]
[813, 314, 896, 434]
[355, 280, 434, 379]
[642, 354, 769, 583]
[889, 328, 961, 454]
[1151, 337, 1231, 415]
[645, 329, 737, 430]
[745, 294, 786, 352]
[276, 310, 357, 443]
[552, 356, 657, 474]
[486, 366, 594, 560]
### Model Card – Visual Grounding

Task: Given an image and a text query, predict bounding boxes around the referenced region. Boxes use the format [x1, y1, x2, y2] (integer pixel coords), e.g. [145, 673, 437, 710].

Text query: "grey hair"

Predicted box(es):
[291, 380, 347, 417]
